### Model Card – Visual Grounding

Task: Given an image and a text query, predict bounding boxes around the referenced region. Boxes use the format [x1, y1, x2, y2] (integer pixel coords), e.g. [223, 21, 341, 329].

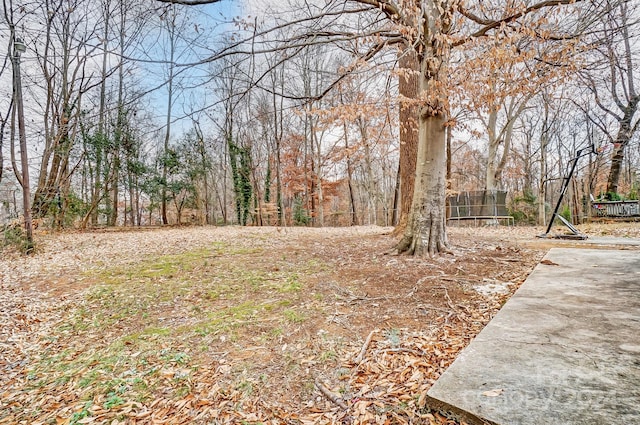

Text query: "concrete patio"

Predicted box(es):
[427, 247, 640, 425]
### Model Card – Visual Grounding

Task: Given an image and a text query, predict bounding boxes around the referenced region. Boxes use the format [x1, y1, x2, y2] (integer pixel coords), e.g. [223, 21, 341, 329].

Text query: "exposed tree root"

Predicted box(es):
[395, 212, 450, 256]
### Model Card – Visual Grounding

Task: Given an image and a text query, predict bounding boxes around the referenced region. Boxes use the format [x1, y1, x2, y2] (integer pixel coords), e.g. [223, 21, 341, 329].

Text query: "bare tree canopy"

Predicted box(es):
[1, 0, 638, 257]
[156, 0, 223, 5]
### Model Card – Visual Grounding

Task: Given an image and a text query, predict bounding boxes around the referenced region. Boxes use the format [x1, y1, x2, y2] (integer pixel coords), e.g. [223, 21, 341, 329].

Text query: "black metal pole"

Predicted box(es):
[543, 147, 588, 236]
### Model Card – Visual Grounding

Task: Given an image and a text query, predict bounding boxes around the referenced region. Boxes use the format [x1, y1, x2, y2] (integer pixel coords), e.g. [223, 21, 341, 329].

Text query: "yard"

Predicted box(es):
[1, 223, 636, 424]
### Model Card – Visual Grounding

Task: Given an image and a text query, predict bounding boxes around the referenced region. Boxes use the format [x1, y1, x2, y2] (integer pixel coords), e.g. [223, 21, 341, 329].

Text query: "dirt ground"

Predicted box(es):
[0, 223, 637, 424]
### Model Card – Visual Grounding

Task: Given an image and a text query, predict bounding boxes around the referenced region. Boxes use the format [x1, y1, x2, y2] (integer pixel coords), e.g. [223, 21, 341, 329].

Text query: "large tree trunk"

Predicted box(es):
[397, 112, 449, 255]
[395, 47, 419, 233]
[396, 0, 450, 256]
[606, 143, 625, 195]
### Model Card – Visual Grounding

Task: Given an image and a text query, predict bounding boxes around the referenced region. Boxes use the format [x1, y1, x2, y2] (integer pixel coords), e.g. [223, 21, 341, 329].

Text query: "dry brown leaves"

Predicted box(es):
[0, 225, 552, 425]
[299, 327, 478, 425]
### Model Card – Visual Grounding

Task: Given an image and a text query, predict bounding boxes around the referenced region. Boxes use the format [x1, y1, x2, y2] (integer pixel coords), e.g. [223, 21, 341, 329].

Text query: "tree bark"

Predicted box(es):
[161, 5, 178, 225]
[396, 0, 450, 255]
[397, 112, 449, 256]
[395, 47, 419, 234]
[606, 111, 637, 194]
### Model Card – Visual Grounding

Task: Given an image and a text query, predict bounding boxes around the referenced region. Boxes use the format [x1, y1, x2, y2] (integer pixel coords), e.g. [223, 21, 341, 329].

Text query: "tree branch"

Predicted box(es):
[454, 0, 582, 46]
[571, 99, 615, 144]
[156, 0, 223, 5]
[457, 5, 492, 26]
[348, 0, 404, 25]
[250, 36, 403, 102]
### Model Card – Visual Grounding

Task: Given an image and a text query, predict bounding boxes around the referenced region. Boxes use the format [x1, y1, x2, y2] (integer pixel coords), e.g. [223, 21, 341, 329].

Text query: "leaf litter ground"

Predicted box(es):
[1, 224, 636, 424]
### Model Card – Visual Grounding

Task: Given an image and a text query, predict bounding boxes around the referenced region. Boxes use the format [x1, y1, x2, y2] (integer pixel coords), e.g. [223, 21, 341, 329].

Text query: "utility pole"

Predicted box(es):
[12, 36, 34, 253]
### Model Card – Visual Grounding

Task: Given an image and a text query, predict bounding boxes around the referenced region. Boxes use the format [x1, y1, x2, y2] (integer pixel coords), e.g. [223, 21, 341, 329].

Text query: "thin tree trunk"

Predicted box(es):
[93, 0, 110, 226]
[391, 161, 400, 225]
[359, 118, 377, 225]
[162, 7, 176, 225]
[343, 121, 359, 225]
[538, 100, 550, 225]
[273, 66, 285, 226]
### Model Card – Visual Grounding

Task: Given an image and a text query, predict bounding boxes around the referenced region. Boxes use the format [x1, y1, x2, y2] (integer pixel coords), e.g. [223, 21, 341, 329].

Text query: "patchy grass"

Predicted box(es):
[78, 243, 317, 336]
[11, 238, 331, 422]
[2, 225, 571, 424]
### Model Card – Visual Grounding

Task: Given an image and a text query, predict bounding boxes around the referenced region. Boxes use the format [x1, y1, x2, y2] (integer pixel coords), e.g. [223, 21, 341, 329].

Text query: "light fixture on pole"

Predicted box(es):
[13, 35, 34, 252]
[14, 38, 26, 55]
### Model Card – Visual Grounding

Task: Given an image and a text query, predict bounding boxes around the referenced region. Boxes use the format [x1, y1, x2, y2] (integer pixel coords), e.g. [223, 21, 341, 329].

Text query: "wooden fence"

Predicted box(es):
[591, 200, 640, 218]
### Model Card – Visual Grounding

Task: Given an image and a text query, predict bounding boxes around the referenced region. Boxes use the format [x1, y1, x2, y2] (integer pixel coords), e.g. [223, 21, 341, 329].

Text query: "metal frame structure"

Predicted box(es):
[447, 190, 514, 226]
[538, 144, 598, 240]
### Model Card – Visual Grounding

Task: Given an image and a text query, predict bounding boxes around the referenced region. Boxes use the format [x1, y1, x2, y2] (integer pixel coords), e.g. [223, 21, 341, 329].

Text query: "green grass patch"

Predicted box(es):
[32, 241, 330, 413]
[192, 301, 267, 336]
[95, 248, 215, 284]
[279, 274, 303, 292]
[283, 309, 305, 323]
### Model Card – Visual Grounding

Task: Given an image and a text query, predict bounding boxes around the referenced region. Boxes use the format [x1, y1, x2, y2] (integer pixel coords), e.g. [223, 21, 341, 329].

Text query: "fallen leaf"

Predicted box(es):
[540, 259, 559, 266]
[482, 388, 504, 397]
[55, 417, 69, 425]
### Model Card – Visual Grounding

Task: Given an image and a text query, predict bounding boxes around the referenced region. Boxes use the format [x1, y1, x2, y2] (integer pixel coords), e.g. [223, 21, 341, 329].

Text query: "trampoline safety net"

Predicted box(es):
[447, 190, 510, 219]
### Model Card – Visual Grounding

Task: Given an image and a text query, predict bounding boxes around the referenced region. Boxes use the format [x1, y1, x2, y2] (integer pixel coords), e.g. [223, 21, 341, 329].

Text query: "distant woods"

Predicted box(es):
[0, 0, 638, 230]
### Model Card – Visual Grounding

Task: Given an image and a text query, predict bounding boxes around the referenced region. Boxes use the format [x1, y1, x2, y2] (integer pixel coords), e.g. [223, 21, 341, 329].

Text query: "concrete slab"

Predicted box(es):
[527, 236, 640, 251]
[427, 248, 640, 425]
[554, 236, 640, 247]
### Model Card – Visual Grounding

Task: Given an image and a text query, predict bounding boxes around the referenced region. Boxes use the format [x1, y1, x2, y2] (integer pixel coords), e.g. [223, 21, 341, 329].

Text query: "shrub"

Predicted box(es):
[605, 191, 622, 201]
[509, 190, 538, 225]
[627, 183, 639, 201]
[1, 223, 34, 254]
[560, 204, 571, 222]
[292, 198, 310, 225]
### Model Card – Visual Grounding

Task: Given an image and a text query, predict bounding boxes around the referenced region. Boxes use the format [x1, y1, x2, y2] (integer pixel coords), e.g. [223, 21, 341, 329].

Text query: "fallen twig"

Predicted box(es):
[376, 347, 426, 357]
[436, 285, 456, 311]
[354, 329, 378, 364]
[417, 304, 455, 315]
[348, 295, 397, 303]
[314, 378, 348, 410]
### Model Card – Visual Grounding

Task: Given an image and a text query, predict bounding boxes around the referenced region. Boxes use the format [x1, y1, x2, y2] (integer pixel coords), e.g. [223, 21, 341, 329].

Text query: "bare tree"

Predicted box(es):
[28, 0, 103, 226]
[160, 0, 590, 254]
[581, 0, 640, 196]
[74, 0, 148, 228]
[0, 26, 12, 187]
